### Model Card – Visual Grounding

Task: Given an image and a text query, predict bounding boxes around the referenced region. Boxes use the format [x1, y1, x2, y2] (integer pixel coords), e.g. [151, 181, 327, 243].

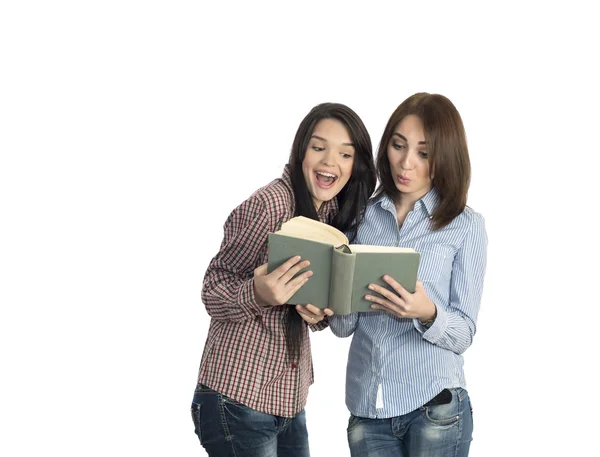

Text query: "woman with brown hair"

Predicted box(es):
[330, 93, 488, 457]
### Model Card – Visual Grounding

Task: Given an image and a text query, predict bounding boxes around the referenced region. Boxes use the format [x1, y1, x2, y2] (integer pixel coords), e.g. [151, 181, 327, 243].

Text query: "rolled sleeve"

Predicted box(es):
[309, 315, 330, 332]
[329, 313, 360, 338]
[417, 212, 487, 354]
[201, 197, 273, 321]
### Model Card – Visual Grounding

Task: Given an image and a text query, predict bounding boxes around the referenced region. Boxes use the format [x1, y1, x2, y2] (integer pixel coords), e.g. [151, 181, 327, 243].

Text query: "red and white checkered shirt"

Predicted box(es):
[197, 166, 337, 417]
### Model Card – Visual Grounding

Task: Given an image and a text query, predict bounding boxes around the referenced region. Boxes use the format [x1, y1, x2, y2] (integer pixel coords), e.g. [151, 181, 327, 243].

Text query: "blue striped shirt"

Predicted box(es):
[329, 189, 487, 418]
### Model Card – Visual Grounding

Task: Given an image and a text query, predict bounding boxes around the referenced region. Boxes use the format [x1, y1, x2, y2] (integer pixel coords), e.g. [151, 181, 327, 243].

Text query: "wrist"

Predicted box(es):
[252, 279, 270, 308]
[419, 303, 437, 325]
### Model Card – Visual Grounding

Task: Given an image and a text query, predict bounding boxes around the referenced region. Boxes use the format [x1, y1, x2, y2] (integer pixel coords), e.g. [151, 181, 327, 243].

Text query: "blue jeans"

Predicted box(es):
[347, 388, 473, 457]
[191, 384, 310, 457]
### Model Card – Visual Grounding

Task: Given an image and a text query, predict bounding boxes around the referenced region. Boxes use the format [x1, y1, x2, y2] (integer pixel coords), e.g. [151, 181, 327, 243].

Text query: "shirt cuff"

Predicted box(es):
[413, 305, 448, 343]
[309, 315, 329, 332]
[237, 277, 268, 317]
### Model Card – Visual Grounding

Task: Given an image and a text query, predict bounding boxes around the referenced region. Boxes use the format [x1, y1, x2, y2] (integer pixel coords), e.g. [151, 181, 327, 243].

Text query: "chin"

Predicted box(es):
[316, 191, 334, 203]
[314, 188, 336, 204]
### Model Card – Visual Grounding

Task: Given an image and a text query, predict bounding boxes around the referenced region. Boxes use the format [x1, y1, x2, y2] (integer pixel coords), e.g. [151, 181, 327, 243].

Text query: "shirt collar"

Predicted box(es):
[374, 187, 440, 217]
[318, 195, 339, 220]
[419, 187, 440, 217]
[373, 192, 395, 213]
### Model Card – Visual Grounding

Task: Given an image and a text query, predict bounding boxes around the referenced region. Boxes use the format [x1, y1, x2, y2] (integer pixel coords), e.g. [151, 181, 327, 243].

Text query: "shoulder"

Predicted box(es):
[228, 177, 294, 232]
[451, 207, 487, 247]
[459, 207, 485, 231]
[251, 176, 294, 206]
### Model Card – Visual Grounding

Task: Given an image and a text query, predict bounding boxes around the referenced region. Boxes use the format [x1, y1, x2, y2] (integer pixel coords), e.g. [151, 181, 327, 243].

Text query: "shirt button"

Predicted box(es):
[291, 363, 297, 369]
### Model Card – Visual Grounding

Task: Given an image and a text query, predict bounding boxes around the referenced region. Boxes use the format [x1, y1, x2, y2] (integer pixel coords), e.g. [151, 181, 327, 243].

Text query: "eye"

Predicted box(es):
[418, 151, 429, 158]
[340, 152, 353, 159]
[392, 142, 405, 150]
[312, 146, 325, 152]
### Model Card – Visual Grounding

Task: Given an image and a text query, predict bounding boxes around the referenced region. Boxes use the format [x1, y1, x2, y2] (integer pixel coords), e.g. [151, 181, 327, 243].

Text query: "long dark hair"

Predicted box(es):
[286, 103, 376, 360]
[375, 93, 470, 230]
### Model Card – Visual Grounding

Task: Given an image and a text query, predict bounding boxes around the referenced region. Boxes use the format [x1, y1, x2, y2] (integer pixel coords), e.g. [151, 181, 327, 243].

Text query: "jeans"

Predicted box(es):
[347, 388, 473, 457]
[191, 384, 310, 457]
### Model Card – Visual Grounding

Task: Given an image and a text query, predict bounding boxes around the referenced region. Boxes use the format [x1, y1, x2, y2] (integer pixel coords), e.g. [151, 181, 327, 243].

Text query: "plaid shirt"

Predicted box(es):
[197, 166, 338, 417]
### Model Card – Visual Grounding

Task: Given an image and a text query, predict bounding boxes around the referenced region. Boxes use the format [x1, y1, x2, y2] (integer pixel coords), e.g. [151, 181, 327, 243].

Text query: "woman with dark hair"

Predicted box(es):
[330, 93, 487, 457]
[191, 102, 376, 457]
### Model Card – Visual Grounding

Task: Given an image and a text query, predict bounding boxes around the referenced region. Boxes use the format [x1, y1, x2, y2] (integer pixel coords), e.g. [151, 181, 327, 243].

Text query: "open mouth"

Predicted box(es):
[315, 171, 338, 188]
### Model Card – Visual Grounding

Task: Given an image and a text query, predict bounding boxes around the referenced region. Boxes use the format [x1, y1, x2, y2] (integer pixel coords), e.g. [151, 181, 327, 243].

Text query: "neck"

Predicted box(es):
[393, 191, 426, 227]
[394, 195, 416, 215]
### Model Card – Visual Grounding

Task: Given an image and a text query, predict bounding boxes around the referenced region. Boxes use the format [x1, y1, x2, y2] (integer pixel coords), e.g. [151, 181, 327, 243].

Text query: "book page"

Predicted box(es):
[277, 216, 348, 246]
[348, 244, 416, 253]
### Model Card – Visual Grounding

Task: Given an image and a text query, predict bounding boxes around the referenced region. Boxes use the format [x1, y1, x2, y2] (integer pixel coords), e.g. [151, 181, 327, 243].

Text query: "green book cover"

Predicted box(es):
[267, 234, 334, 309]
[267, 219, 420, 314]
[345, 246, 420, 313]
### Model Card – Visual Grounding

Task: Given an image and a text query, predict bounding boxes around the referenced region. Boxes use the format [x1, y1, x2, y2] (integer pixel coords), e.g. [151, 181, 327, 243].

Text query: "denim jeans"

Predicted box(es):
[347, 387, 473, 457]
[191, 384, 310, 457]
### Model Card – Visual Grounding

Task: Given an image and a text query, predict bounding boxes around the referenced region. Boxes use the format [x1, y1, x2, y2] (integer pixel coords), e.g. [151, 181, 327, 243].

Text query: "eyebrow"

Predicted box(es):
[393, 132, 426, 145]
[311, 134, 354, 147]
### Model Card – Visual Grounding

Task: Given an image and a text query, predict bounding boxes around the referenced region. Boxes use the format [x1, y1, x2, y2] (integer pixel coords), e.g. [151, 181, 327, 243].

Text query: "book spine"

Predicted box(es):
[329, 248, 356, 315]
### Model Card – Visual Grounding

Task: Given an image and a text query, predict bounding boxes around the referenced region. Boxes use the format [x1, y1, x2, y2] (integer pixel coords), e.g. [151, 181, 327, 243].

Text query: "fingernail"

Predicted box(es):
[365, 295, 371, 300]
[368, 285, 375, 290]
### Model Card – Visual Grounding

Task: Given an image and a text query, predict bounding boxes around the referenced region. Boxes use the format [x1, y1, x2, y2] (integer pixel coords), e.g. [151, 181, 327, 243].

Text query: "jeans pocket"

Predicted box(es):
[191, 402, 202, 439]
[221, 394, 245, 406]
[423, 403, 460, 426]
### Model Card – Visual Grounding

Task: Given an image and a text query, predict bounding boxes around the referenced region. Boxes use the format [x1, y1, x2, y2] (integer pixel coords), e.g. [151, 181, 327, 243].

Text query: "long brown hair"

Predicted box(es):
[375, 93, 470, 230]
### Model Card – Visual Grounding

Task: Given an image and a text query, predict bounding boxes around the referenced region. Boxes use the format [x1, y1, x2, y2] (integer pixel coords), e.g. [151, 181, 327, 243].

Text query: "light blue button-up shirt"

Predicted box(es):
[329, 189, 487, 418]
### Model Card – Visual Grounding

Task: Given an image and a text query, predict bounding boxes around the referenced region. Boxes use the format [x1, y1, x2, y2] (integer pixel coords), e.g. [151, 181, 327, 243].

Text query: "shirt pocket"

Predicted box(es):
[416, 246, 451, 283]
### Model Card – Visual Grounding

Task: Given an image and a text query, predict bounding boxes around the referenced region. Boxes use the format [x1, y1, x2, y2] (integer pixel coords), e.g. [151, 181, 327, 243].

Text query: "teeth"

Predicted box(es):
[316, 171, 336, 178]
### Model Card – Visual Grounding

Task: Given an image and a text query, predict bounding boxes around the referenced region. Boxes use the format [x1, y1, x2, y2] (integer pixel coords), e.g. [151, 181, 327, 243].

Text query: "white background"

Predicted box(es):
[1, 1, 598, 456]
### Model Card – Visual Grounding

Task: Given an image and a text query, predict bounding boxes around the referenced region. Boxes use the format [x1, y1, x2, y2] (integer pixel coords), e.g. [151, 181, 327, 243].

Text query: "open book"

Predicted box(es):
[267, 216, 420, 315]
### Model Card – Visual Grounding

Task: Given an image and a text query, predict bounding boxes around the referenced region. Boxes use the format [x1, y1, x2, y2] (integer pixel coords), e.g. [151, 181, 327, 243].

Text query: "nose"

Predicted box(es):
[400, 151, 413, 170]
[321, 148, 336, 166]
